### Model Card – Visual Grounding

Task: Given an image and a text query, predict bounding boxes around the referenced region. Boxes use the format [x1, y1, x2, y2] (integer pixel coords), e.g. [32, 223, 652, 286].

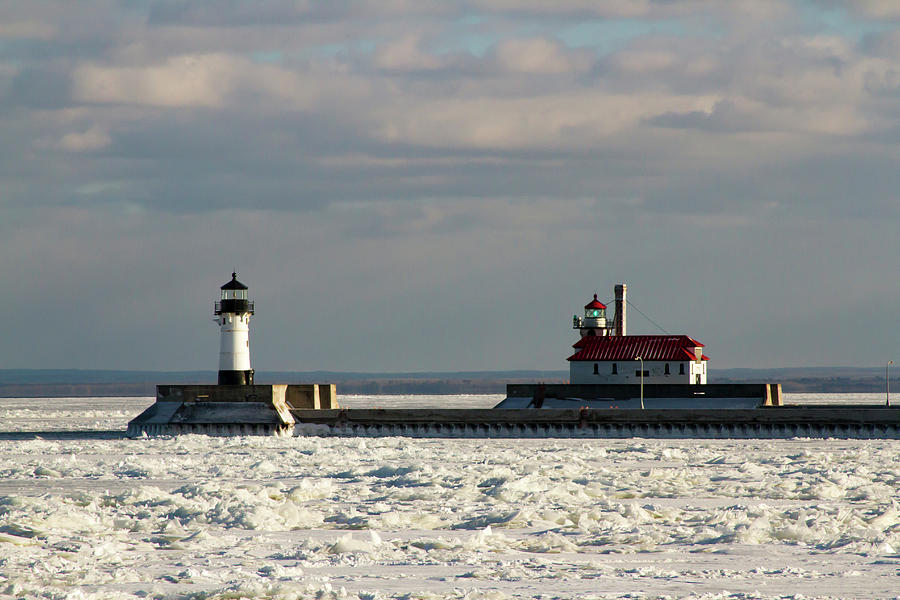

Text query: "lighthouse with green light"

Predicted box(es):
[214, 272, 255, 385]
[573, 293, 612, 338]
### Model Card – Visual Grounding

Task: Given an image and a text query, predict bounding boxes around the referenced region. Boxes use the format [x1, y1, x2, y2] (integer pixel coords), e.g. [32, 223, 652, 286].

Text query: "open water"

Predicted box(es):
[0, 394, 898, 599]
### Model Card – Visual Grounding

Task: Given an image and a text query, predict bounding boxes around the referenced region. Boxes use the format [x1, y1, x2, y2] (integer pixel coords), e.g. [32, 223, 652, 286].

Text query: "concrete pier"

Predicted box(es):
[127, 382, 900, 440]
[291, 406, 900, 439]
[127, 384, 338, 436]
[285, 384, 338, 410]
[499, 383, 783, 408]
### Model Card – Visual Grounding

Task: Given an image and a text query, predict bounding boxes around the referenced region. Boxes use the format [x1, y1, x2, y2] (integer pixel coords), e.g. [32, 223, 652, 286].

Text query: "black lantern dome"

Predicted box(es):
[215, 272, 254, 316]
[221, 272, 248, 291]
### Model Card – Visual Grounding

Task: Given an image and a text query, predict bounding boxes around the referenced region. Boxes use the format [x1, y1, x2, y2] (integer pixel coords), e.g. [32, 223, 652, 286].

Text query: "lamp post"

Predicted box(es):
[635, 356, 644, 409]
[888, 360, 894, 407]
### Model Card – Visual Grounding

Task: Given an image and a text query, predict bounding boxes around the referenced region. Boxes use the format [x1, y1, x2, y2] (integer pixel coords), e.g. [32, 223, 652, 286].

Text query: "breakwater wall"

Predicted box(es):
[291, 406, 900, 439]
[126, 384, 338, 436]
[127, 384, 900, 439]
[505, 383, 782, 407]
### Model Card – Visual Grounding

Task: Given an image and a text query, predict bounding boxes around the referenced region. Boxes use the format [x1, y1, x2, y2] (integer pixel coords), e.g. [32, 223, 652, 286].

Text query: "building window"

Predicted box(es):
[665, 363, 670, 375]
[593, 363, 599, 375]
[679, 363, 685, 375]
[611, 363, 617, 375]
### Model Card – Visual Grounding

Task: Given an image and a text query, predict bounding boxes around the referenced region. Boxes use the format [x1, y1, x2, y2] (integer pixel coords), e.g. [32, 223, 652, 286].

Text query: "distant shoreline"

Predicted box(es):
[1, 368, 896, 397]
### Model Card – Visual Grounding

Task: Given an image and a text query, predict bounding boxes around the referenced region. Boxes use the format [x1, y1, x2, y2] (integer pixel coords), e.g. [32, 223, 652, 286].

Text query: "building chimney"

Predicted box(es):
[613, 284, 627, 336]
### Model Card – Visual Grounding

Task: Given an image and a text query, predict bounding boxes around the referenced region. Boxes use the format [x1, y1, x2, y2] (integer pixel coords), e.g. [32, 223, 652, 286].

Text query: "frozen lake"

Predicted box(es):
[1, 394, 899, 599]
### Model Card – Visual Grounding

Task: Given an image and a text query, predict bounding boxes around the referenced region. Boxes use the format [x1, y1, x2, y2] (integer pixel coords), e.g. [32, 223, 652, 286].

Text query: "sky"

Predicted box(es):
[1, 0, 900, 373]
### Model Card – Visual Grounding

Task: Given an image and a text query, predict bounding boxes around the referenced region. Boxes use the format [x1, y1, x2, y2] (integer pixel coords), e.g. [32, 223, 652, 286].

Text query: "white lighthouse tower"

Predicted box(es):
[214, 272, 255, 385]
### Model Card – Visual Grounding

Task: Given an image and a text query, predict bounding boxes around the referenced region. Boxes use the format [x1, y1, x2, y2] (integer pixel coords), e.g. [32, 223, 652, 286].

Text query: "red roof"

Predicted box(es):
[568, 335, 709, 362]
[584, 294, 607, 310]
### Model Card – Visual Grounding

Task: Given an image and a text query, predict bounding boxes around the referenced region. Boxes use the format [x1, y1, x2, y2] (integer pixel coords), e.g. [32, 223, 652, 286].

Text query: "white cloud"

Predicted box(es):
[491, 38, 588, 74]
[373, 92, 717, 150]
[374, 34, 447, 71]
[71, 54, 237, 107]
[56, 126, 111, 151]
[469, 0, 677, 18]
[69, 53, 378, 116]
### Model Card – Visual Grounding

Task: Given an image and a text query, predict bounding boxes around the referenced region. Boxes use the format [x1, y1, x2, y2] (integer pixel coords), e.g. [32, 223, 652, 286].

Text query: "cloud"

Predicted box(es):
[374, 34, 448, 71]
[0, 20, 57, 39]
[468, 0, 697, 18]
[648, 99, 755, 132]
[608, 49, 677, 74]
[71, 54, 237, 107]
[146, 0, 454, 27]
[839, 0, 900, 20]
[56, 126, 111, 151]
[2, 0, 900, 370]
[5, 66, 72, 109]
[491, 37, 590, 74]
[372, 92, 716, 150]
[863, 29, 900, 58]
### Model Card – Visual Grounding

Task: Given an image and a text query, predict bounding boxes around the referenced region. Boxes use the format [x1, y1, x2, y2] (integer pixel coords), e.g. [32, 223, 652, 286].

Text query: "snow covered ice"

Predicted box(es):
[1, 395, 900, 599]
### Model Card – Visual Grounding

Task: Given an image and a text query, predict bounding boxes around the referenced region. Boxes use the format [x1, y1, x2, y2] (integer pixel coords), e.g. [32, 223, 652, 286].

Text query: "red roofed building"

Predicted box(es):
[568, 287, 709, 384]
[568, 335, 708, 384]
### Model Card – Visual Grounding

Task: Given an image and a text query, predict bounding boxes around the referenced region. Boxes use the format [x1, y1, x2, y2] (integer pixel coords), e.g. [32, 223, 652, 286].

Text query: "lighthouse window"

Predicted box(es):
[679, 363, 685, 375]
[665, 363, 670, 375]
[593, 363, 599, 375]
[611, 363, 618, 374]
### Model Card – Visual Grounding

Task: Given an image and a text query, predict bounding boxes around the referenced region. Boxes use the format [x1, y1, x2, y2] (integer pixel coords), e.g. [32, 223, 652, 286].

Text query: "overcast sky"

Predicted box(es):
[2, 0, 899, 372]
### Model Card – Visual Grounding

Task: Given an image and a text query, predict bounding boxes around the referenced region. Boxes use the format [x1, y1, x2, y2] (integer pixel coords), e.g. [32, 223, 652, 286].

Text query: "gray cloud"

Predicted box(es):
[5, 66, 72, 109]
[648, 100, 758, 132]
[863, 29, 900, 58]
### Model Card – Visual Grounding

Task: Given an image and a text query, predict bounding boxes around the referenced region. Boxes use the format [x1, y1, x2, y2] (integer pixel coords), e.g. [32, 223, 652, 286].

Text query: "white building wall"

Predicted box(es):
[570, 360, 701, 384]
[690, 359, 707, 384]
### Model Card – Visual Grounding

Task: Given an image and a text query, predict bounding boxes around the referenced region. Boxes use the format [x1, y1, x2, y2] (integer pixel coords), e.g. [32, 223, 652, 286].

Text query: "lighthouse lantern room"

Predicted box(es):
[573, 294, 612, 337]
[214, 272, 255, 385]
